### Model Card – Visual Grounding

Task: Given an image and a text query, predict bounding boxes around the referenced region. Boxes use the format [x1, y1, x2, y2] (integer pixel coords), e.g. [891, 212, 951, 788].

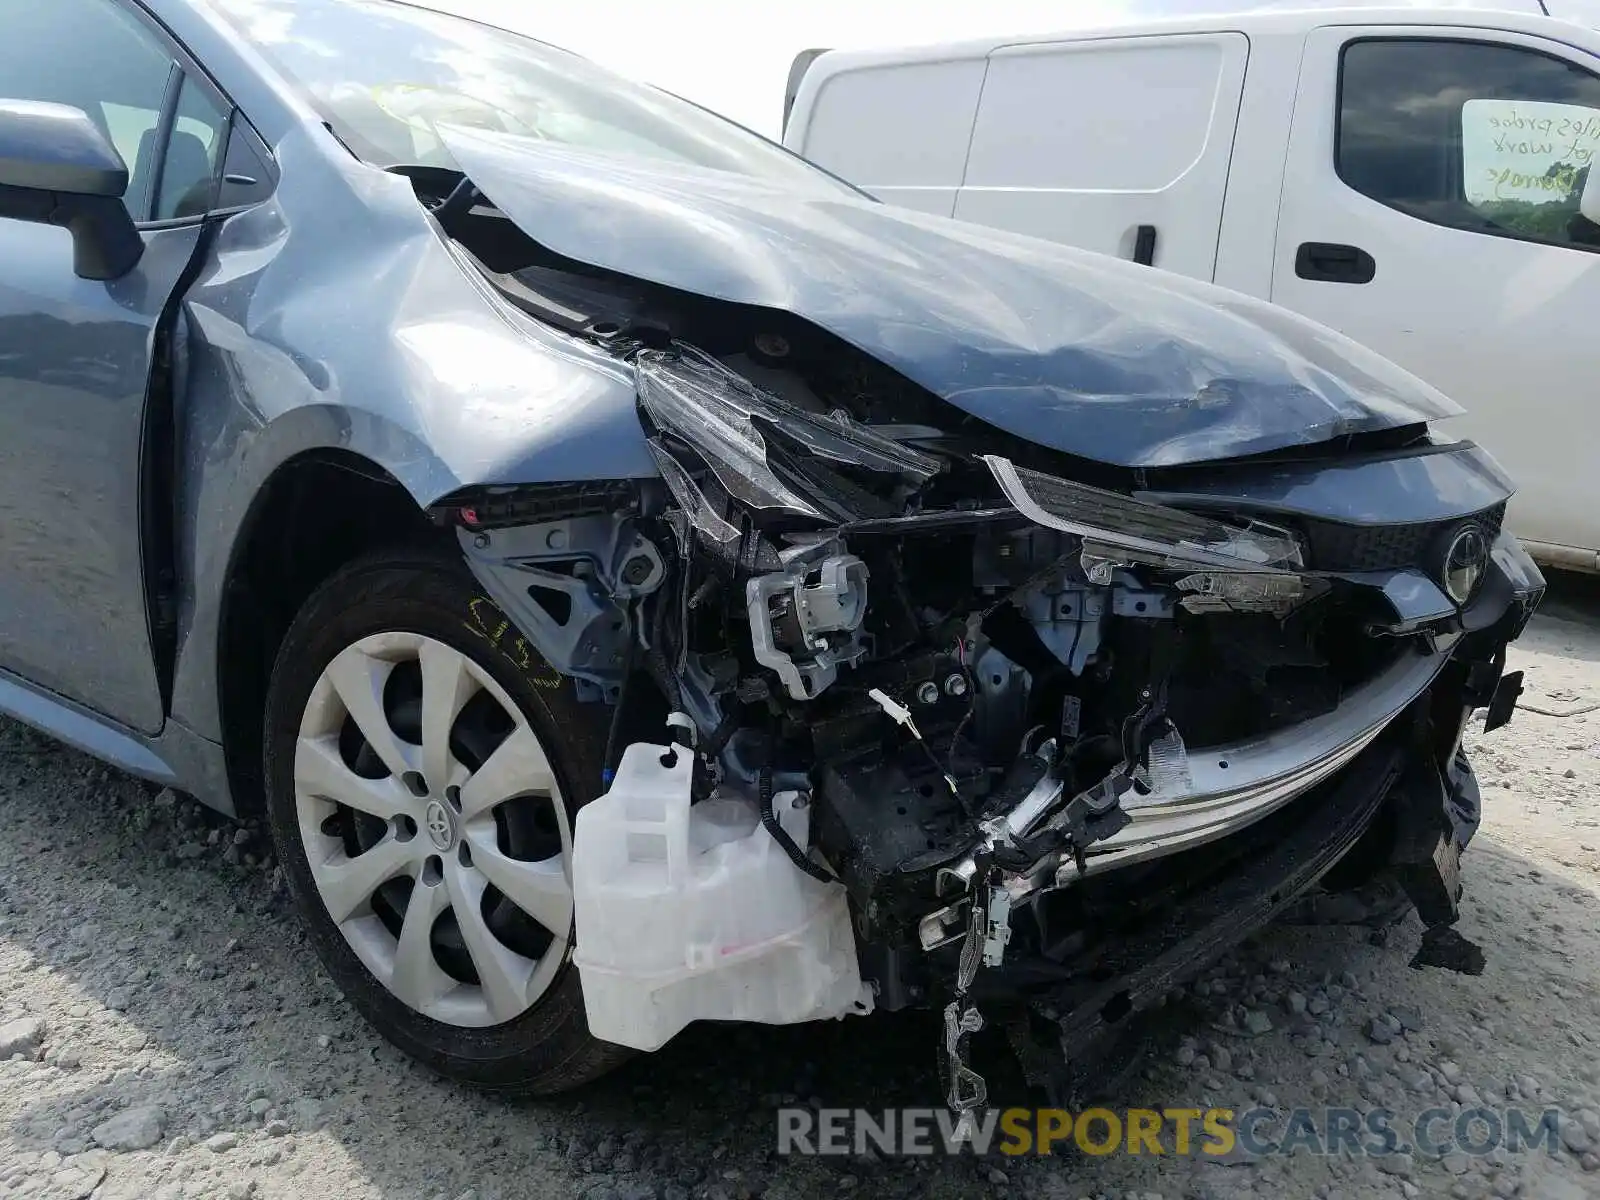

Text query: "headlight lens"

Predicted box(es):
[982, 455, 1304, 573]
[636, 347, 941, 522]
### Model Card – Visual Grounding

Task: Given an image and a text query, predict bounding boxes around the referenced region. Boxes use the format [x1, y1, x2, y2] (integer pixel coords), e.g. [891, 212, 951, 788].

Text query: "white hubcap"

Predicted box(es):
[294, 632, 571, 1027]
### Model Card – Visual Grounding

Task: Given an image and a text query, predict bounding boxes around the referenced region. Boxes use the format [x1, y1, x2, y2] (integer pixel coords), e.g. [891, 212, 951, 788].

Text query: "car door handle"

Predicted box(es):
[1295, 242, 1376, 284]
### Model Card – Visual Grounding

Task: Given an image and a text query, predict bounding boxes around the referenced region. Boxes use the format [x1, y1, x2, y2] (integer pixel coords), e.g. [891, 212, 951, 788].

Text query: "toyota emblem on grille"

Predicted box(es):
[1442, 524, 1489, 605]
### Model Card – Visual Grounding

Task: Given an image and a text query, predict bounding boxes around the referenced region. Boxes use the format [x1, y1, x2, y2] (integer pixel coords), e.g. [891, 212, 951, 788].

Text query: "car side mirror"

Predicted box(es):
[1582, 164, 1600, 228]
[0, 99, 143, 280]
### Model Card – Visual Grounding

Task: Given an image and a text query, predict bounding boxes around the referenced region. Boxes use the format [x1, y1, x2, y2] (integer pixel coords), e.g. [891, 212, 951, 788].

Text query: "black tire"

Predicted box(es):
[263, 549, 633, 1094]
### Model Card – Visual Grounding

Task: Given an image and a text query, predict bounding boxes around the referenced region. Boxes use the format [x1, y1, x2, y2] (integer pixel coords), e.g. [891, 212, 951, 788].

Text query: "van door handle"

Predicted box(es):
[1132, 224, 1157, 266]
[1295, 242, 1375, 284]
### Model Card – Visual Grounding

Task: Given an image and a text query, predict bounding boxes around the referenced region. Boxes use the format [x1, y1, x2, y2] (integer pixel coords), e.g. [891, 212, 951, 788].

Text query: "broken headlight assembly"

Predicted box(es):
[983, 453, 1305, 575]
[637, 345, 942, 528]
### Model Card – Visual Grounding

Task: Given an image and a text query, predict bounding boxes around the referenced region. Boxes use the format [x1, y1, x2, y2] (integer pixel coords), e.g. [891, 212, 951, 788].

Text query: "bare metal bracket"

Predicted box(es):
[457, 514, 665, 702]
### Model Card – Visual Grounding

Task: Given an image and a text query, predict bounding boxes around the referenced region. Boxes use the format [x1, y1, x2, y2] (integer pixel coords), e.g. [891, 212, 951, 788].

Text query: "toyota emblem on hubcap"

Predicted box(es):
[424, 799, 456, 850]
[1442, 524, 1489, 605]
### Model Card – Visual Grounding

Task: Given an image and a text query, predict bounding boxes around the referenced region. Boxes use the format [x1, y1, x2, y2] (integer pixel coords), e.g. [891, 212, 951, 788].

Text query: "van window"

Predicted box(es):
[1338, 39, 1600, 250]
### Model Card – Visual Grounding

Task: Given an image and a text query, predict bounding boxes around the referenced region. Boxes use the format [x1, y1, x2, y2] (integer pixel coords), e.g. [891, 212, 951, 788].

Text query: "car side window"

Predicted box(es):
[155, 76, 230, 220]
[1338, 39, 1600, 251]
[2, 0, 179, 218]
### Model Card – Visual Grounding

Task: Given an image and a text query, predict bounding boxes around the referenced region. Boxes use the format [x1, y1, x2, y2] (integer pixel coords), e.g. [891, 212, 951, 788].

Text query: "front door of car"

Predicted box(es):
[0, 0, 228, 733]
[1272, 26, 1600, 561]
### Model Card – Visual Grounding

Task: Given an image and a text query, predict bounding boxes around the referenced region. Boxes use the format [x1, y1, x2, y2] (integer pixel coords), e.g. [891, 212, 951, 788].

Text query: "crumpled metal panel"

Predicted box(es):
[440, 126, 1461, 470]
[165, 125, 656, 743]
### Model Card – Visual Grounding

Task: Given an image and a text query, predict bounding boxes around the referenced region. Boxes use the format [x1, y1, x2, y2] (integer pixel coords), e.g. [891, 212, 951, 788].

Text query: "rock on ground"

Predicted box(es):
[90, 1107, 165, 1152]
[0, 1016, 45, 1059]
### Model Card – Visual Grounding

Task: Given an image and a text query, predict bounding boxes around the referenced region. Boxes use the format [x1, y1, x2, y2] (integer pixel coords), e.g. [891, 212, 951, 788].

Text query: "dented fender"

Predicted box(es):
[165, 125, 662, 744]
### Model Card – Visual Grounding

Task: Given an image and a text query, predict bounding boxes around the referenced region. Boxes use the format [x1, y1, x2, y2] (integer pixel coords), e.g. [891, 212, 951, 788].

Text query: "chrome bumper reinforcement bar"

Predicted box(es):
[918, 638, 1454, 950]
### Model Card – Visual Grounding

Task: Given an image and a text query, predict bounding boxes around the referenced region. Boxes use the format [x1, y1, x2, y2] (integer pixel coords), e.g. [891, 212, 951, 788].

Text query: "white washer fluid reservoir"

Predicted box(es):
[572, 739, 873, 1050]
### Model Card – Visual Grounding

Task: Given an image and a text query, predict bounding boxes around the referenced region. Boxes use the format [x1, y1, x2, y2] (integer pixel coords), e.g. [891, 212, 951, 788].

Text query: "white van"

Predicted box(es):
[783, 2, 1600, 571]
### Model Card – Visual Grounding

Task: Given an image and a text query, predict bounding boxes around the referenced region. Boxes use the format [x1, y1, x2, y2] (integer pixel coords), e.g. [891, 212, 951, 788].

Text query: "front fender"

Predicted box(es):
[168, 127, 660, 742]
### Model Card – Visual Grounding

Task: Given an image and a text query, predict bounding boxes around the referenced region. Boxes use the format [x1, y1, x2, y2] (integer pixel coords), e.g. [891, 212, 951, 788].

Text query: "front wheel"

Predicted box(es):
[262, 551, 631, 1093]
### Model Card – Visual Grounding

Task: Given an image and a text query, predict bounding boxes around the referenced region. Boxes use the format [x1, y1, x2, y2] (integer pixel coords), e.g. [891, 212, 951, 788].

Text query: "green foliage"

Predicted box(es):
[1473, 162, 1590, 241]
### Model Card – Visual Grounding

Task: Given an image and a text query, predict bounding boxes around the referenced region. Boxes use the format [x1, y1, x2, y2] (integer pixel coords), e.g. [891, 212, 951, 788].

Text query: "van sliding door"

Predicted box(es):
[953, 32, 1249, 280]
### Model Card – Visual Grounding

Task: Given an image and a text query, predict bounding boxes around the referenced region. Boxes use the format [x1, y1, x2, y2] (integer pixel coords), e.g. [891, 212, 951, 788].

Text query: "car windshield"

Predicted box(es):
[207, 0, 846, 188]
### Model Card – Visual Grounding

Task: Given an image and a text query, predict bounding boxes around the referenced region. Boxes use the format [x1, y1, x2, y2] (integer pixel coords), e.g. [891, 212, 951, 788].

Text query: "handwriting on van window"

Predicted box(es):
[1484, 162, 1583, 202]
[1463, 99, 1600, 205]
[1484, 107, 1600, 158]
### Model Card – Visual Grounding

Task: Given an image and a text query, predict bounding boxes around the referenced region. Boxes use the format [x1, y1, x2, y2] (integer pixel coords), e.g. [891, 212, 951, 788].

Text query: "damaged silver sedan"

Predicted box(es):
[0, 0, 1541, 1103]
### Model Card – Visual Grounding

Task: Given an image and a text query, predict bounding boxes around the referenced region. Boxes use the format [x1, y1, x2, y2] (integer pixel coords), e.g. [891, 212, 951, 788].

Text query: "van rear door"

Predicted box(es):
[953, 32, 1249, 279]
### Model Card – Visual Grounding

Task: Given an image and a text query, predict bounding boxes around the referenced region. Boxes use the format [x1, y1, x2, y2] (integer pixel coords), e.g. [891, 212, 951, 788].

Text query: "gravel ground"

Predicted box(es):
[4, 583, 1600, 1200]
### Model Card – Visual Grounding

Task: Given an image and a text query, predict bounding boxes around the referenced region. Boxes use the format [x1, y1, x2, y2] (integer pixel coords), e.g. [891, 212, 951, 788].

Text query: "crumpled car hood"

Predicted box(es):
[439, 127, 1460, 469]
